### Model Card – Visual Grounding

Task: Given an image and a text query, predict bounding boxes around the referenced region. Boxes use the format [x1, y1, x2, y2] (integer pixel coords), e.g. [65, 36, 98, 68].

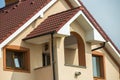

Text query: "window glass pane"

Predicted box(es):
[6, 50, 25, 69]
[14, 58, 20, 68]
[92, 56, 101, 77]
[42, 53, 50, 66]
[6, 50, 14, 68]
[14, 52, 24, 68]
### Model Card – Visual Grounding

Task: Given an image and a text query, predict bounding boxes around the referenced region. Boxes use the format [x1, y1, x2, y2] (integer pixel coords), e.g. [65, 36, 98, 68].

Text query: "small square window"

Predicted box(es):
[6, 50, 25, 69]
[3, 45, 30, 72]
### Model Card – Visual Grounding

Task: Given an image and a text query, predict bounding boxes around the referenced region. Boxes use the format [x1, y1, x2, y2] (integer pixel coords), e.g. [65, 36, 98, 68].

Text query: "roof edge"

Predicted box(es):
[23, 31, 55, 41]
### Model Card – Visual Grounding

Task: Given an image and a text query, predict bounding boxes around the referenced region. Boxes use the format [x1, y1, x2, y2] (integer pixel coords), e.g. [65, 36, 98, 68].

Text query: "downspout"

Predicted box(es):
[92, 42, 106, 51]
[51, 32, 56, 80]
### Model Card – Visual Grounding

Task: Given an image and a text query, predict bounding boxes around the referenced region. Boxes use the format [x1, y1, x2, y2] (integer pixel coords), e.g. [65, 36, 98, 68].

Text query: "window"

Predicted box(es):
[3, 45, 30, 72]
[42, 43, 50, 67]
[64, 32, 86, 67]
[92, 51, 105, 79]
[42, 53, 50, 66]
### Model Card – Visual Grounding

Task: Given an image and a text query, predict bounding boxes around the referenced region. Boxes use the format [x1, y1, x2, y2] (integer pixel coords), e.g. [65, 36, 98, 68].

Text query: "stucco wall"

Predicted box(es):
[65, 48, 79, 65]
[54, 20, 93, 80]
[34, 66, 53, 80]
[55, 37, 93, 80]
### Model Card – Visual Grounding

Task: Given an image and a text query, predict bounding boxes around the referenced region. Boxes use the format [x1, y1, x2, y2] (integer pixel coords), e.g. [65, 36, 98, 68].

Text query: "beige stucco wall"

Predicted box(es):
[34, 66, 53, 80]
[0, 0, 70, 80]
[55, 37, 93, 80]
[65, 48, 79, 66]
[54, 20, 93, 80]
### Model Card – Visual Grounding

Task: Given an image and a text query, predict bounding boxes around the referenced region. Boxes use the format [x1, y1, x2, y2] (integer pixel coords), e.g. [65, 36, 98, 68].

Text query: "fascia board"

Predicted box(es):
[107, 42, 120, 58]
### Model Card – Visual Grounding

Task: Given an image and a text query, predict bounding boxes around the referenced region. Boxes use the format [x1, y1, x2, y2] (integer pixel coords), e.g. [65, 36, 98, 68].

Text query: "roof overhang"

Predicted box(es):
[25, 34, 51, 45]
[0, 0, 57, 58]
[105, 42, 120, 66]
[57, 10, 105, 43]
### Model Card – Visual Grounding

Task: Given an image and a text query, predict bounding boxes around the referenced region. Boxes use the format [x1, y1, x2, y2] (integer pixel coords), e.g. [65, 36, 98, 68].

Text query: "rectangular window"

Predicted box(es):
[42, 53, 50, 66]
[3, 45, 30, 72]
[92, 51, 105, 79]
[6, 50, 25, 69]
[92, 56, 101, 77]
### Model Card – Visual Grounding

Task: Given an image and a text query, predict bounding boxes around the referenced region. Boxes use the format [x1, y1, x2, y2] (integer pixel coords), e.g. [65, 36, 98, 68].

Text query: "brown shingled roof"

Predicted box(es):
[24, 7, 82, 40]
[0, 0, 51, 43]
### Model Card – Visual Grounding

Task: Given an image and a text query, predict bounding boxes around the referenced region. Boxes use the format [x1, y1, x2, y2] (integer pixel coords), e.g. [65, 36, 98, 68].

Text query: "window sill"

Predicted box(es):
[94, 77, 105, 80]
[34, 65, 51, 70]
[4, 68, 30, 73]
[64, 64, 86, 69]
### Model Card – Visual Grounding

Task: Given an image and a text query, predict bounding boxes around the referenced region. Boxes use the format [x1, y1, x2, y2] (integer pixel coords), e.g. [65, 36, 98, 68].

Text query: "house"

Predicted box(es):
[0, 0, 120, 80]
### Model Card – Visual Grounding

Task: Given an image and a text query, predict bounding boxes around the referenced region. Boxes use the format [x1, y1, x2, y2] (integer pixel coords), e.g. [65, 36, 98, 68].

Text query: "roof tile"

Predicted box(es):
[0, 0, 51, 43]
[24, 7, 81, 40]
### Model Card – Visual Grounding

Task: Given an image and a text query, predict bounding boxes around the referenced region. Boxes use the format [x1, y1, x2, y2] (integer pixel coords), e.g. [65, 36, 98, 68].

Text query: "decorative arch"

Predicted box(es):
[64, 31, 86, 66]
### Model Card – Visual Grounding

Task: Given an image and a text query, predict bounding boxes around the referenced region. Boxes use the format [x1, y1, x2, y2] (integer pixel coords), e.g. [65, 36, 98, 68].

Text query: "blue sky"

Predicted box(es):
[0, 0, 5, 8]
[81, 0, 120, 49]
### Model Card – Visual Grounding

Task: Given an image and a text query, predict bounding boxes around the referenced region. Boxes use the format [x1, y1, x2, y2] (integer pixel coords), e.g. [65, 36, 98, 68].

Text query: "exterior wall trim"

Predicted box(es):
[0, 0, 57, 58]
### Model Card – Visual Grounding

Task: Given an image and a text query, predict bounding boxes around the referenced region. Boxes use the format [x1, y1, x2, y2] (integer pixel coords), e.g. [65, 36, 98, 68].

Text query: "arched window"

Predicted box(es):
[64, 32, 86, 66]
